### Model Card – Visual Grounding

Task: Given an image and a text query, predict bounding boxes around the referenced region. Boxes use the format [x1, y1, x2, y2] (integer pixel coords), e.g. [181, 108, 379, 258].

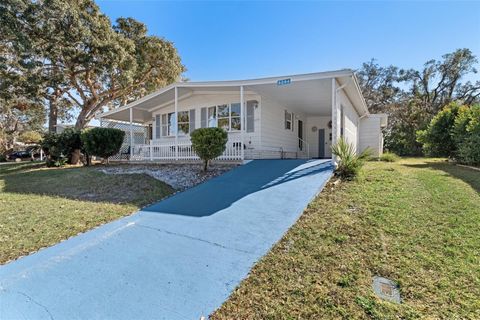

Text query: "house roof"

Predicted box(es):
[98, 69, 369, 123]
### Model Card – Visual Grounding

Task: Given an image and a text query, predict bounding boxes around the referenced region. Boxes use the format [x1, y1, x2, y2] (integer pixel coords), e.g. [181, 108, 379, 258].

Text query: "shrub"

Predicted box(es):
[453, 104, 480, 165]
[58, 128, 82, 164]
[81, 127, 125, 164]
[41, 132, 67, 167]
[416, 103, 460, 157]
[331, 137, 372, 180]
[190, 127, 228, 171]
[379, 152, 400, 162]
[0, 154, 6, 162]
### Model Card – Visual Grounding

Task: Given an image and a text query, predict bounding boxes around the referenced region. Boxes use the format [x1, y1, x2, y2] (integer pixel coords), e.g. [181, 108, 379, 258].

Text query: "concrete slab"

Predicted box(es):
[0, 159, 333, 319]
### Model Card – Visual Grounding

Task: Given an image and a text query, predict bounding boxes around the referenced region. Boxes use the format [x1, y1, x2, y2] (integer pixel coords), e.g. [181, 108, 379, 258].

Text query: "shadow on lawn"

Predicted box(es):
[403, 161, 480, 194]
[1, 164, 174, 205]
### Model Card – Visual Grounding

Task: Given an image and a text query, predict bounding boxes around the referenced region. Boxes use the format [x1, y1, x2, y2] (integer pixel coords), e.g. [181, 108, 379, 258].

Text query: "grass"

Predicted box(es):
[211, 158, 480, 319]
[378, 152, 400, 162]
[0, 162, 174, 264]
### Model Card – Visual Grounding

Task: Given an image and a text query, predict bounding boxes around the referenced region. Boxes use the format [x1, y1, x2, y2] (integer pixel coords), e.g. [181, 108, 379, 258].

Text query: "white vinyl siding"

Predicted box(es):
[359, 116, 383, 156]
[260, 96, 306, 158]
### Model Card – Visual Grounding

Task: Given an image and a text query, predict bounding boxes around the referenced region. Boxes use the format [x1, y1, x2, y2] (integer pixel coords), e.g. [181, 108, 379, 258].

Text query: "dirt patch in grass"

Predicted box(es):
[211, 158, 480, 319]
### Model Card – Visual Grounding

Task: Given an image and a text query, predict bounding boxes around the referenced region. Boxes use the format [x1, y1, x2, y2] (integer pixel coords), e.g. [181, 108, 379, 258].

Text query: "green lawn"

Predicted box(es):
[212, 158, 480, 319]
[0, 162, 173, 264]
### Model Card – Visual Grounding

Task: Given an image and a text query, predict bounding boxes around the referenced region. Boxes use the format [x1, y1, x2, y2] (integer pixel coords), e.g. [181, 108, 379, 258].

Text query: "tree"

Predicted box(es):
[357, 49, 480, 155]
[356, 59, 404, 114]
[0, 0, 45, 154]
[416, 103, 461, 157]
[404, 48, 480, 114]
[81, 127, 125, 164]
[1, 0, 184, 162]
[190, 128, 228, 171]
[28, 0, 185, 130]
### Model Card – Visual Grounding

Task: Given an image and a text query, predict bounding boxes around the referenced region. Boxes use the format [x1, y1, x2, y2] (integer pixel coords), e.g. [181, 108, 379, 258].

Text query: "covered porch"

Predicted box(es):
[97, 70, 368, 162]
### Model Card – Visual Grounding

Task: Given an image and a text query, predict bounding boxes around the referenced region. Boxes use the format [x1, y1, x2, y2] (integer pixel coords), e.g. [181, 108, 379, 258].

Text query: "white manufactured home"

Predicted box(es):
[98, 69, 387, 162]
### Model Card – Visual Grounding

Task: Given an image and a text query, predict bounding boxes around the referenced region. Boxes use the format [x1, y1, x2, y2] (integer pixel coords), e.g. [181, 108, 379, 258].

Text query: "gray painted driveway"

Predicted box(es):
[0, 159, 333, 319]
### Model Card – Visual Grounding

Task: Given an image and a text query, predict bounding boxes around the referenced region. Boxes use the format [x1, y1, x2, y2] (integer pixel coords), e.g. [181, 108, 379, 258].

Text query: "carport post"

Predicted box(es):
[129, 107, 133, 160]
[174, 86, 178, 161]
[240, 85, 244, 160]
[331, 78, 337, 165]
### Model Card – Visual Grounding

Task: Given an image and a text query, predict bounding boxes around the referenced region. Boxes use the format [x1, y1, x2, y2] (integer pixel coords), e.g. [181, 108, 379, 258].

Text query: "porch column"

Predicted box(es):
[129, 107, 133, 160]
[174, 86, 178, 161]
[240, 85, 244, 160]
[331, 78, 337, 164]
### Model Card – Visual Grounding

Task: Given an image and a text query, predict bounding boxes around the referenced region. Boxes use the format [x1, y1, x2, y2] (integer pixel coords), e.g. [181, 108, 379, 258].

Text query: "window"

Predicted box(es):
[217, 104, 229, 130]
[177, 111, 189, 135]
[230, 103, 241, 130]
[208, 106, 217, 127]
[285, 110, 292, 130]
[205, 103, 242, 131]
[160, 112, 176, 136]
[217, 103, 241, 131]
[159, 110, 194, 136]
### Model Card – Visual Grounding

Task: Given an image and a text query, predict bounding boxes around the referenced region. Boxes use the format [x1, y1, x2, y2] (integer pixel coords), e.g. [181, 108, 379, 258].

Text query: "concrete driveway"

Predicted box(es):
[0, 159, 333, 319]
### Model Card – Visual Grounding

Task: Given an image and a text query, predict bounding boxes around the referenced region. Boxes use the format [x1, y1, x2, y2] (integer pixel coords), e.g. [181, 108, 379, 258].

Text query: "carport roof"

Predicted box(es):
[98, 69, 369, 123]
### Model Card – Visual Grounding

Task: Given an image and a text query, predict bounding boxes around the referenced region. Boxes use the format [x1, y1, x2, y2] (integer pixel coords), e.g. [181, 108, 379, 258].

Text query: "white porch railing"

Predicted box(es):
[128, 135, 243, 161]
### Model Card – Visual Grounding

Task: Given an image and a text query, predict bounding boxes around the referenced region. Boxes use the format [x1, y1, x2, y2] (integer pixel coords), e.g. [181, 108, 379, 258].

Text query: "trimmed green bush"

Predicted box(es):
[416, 103, 460, 157]
[81, 128, 125, 164]
[331, 137, 372, 180]
[379, 152, 400, 162]
[190, 127, 228, 171]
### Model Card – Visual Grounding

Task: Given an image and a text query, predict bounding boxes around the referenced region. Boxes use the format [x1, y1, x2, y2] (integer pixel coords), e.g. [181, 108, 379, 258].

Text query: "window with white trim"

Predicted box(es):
[207, 103, 242, 131]
[177, 111, 189, 135]
[160, 112, 176, 136]
[285, 110, 292, 130]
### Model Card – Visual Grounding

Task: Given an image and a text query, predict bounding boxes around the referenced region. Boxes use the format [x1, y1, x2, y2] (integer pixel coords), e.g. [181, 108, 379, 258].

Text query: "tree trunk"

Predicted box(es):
[71, 148, 81, 165]
[203, 159, 208, 171]
[48, 100, 58, 133]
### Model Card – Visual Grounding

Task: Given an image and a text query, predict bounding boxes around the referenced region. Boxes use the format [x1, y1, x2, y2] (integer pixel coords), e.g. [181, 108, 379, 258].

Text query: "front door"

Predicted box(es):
[298, 120, 304, 151]
[318, 128, 325, 158]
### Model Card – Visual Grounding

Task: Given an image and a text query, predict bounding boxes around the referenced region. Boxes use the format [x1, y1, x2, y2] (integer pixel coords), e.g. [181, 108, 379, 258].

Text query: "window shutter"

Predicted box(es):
[189, 109, 196, 133]
[161, 114, 167, 137]
[200, 107, 207, 128]
[291, 113, 295, 131]
[246, 101, 255, 132]
[155, 115, 160, 139]
[284, 110, 288, 129]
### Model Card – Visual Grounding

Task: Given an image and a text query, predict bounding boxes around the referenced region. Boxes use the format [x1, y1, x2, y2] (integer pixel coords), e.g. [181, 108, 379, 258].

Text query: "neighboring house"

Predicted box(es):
[98, 69, 387, 161]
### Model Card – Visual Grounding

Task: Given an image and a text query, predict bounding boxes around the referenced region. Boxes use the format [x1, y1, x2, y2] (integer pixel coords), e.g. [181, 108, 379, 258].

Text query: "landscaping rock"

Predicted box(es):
[98, 163, 237, 190]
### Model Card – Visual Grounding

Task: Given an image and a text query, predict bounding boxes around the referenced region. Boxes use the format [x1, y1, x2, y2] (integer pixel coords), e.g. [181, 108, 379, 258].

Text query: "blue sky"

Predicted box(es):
[98, 0, 480, 81]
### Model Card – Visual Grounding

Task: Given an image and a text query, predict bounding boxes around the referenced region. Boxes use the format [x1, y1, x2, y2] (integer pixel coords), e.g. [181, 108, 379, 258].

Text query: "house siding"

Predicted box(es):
[337, 87, 360, 153]
[359, 116, 383, 156]
[260, 96, 307, 159]
[306, 116, 332, 158]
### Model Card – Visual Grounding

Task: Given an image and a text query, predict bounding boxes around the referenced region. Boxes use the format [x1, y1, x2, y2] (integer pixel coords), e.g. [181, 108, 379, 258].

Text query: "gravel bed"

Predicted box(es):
[98, 163, 238, 190]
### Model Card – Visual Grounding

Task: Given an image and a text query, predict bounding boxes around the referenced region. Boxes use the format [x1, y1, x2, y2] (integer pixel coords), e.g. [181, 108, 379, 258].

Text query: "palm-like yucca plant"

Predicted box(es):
[331, 137, 372, 180]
